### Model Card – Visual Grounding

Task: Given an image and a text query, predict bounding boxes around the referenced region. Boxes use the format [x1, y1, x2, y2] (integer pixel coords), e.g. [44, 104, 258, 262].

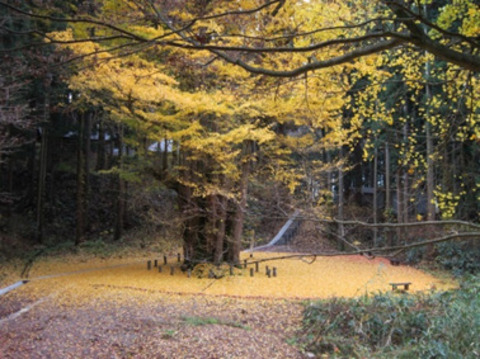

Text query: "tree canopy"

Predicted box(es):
[0, 0, 479, 265]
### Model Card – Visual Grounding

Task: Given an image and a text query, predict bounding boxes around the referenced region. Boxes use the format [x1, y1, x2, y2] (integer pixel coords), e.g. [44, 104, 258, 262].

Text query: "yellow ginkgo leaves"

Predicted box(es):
[13, 251, 456, 303]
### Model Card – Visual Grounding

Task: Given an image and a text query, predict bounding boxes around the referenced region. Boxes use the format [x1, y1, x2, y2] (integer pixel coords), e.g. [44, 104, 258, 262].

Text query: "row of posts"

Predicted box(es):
[146, 254, 278, 278]
[146, 254, 181, 275]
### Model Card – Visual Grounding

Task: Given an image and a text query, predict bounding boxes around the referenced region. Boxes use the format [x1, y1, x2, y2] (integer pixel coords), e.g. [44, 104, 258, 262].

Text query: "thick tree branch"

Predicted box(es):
[384, 0, 480, 48]
[0, 1, 146, 42]
[3, 0, 479, 76]
[313, 218, 480, 231]
[161, 32, 399, 53]
[209, 39, 403, 78]
[410, 35, 480, 72]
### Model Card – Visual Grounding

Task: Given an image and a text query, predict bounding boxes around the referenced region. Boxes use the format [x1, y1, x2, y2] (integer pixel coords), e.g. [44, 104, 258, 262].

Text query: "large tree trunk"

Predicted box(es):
[385, 142, 395, 246]
[395, 169, 405, 244]
[96, 116, 106, 171]
[229, 164, 249, 265]
[75, 112, 86, 246]
[35, 125, 48, 243]
[425, 65, 436, 222]
[214, 195, 227, 265]
[385, 142, 391, 211]
[114, 125, 125, 241]
[337, 163, 345, 251]
[178, 144, 253, 266]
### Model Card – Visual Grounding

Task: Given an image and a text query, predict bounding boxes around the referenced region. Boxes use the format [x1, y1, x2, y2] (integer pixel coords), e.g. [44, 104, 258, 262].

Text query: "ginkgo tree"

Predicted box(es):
[41, 0, 362, 265]
[1, 0, 479, 263]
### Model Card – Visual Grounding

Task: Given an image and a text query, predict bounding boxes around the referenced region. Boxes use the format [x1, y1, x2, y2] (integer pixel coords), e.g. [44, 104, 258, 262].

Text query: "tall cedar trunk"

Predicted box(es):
[395, 169, 404, 243]
[401, 119, 409, 225]
[179, 158, 201, 263]
[214, 196, 227, 265]
[344, 142, 363, 206]
[326, 150, 332, 199]
[373, 147, 378, 246]
[75, 113, 86, 246]
[229, 160, 249, 265]
[425, 64, 436, 222]
[206, 195, 217, 260]
[35, 126, 48, 243]
[96, 117, 106, 171]
[6, 157, 13, 217]
[35, 76, 52, 243]
[423, 3, 436, 222]
[84, 112, 92, 230]
[28, 141, 36, 207]
[179, 182, 194, 262]
[337, 163, 345, 251]
[385, 142, 394, 245]
[114, 125, 125, 241]
[403, 168, 409, 224]
[385, 142, 391, 211]
[423, 11, 437, 255]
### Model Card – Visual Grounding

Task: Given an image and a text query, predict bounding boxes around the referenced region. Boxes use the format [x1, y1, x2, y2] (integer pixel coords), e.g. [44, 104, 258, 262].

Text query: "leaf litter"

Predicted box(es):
[0, 251, 456, 358]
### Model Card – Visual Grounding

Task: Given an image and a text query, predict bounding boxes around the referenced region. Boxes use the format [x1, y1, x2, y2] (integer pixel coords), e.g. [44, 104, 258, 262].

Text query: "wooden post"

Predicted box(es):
[250, 268, 254, 277]
[255, 262, 259, 273]
[243, 259, 248, 268]
[266, 268, 271, 278]
[158, 266, 162, 273]
[170, 266, 174, 276]
[272, 267, 277, 277]
[265, 266, 269, 275]
[154, 259, 158, 267]
[147, 260, 151, 270]
[164, 255, 168, 265]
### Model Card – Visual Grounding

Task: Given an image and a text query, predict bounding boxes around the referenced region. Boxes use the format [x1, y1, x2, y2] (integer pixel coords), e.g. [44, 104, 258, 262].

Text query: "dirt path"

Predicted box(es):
[0, 285, 306, 358]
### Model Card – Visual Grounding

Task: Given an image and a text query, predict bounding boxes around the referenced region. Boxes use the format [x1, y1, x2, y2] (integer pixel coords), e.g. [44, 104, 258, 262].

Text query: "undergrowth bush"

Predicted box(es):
[435, 242, 480, 275]
[300, 276, 480, 358]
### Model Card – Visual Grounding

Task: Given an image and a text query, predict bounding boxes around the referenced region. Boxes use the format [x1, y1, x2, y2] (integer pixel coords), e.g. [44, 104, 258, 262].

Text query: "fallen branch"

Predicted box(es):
[247, 231, 480, 265]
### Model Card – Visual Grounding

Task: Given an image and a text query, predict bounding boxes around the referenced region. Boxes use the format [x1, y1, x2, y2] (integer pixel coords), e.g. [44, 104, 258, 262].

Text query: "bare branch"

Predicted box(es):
[210, 39, 402, 78]
[192, 0, 282, 21]
[0, 1, 147, 42]
[223, 17, 398, 43]
[161, 31, 400, 53]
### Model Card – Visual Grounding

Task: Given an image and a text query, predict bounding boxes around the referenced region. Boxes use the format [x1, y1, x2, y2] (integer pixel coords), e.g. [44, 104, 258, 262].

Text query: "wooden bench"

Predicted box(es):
[389, 282, 412, 291]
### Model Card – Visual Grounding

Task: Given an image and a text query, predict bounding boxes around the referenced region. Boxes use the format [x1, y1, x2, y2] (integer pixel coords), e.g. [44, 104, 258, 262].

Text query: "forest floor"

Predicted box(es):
[0, 285, 304, 358]
[0, 245, 456, 358]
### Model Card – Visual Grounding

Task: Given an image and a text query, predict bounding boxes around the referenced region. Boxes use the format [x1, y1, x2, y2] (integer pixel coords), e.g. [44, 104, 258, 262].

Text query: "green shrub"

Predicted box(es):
[299, 276, 480, 358]
[435, 242, 480, 275]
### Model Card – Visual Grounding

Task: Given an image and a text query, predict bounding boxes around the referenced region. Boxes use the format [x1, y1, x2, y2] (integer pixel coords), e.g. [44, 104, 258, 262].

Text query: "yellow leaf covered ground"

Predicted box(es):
[0, 252, 457, 358]
[7, 251, 455, 304]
